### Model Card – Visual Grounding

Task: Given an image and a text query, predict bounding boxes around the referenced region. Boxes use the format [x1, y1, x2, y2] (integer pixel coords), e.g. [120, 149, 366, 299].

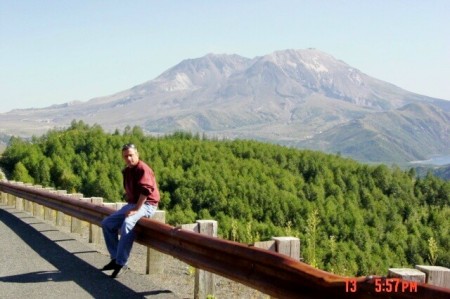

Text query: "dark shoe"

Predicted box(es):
[111, 264, 129, 278]
[101, 259, 117, 271]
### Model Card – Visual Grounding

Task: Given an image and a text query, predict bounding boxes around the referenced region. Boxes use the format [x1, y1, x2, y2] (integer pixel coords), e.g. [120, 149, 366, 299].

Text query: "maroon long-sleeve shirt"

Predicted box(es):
[122, 160, 160, 206]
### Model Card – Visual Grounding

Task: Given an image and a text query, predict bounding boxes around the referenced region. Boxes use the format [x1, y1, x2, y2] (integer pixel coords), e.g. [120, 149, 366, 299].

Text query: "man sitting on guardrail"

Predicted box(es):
[101, 143, 160, 278]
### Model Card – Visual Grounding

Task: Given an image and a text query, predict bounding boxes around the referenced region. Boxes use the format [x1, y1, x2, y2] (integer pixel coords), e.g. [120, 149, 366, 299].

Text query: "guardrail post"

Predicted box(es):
[117, 202, 127, 210]
[7, 192, 16, 207]
[415, 265, 450, 288]
[68, 193, 84, 234]
[31, 185, 44, 218]
[252, 237, 300, 299]
[6, 181, 18, 207]
[253, 240, 276, 251]
[194, 220, 217, 299]
[0, 188, 7, 204]
[102, 202, 117, 209]
[55, 190, 68, 226]
[272, 236, 300, 260]
[80, 197, 93, 238]
[22, 183, 33, 213]
[387, 268, 426, 283]
[146, 210, 166, 275]
[43, 187, 56, 222]
[13, 182, 24, 210]
[89, 197, 104, 244]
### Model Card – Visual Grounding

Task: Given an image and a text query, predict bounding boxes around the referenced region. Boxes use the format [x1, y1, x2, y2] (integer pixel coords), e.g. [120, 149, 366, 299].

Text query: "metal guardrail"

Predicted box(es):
[1, 180, 449, 299]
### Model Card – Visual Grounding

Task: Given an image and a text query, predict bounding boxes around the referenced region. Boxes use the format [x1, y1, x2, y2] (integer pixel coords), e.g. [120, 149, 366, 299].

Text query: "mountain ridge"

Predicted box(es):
[0, 48, 449, 163]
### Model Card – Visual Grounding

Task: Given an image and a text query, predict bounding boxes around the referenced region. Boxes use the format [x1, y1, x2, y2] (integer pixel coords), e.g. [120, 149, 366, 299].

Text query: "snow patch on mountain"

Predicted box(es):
[301, 57, 329, 73]
[156, 73, 195, 92]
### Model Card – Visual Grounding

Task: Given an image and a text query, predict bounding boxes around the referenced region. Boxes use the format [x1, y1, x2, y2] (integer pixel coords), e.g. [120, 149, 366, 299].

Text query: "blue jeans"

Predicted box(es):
[101, 203, 157, 266]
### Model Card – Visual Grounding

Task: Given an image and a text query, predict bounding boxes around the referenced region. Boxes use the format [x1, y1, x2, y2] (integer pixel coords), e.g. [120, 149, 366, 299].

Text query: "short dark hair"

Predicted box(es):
[122, 143, 137, 151]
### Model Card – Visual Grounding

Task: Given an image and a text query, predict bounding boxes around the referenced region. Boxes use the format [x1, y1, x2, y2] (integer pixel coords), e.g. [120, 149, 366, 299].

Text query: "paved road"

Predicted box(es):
[0, 203, 179, 299]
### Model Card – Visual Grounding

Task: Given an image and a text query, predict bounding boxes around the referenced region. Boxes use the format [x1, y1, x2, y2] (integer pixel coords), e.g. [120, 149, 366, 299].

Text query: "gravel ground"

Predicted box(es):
[59, 218, 270, 299]
[128, 245, 269, 299]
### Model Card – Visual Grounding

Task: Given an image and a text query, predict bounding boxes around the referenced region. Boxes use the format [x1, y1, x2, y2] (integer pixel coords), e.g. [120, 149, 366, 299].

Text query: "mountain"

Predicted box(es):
[294, 102, 450, 162]
[0, 49, 449, 163]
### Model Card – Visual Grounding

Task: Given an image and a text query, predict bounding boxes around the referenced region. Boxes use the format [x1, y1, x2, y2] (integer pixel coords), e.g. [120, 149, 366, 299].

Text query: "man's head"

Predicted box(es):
[122, 144, 139, 167]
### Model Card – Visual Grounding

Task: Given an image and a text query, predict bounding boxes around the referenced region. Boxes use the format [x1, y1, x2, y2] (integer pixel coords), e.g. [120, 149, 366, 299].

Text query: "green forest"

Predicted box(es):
[0, 120, 448, 276]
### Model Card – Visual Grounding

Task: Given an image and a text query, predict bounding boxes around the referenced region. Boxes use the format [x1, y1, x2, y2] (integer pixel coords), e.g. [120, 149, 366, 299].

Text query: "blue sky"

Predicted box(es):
[1, 0, 449, 113]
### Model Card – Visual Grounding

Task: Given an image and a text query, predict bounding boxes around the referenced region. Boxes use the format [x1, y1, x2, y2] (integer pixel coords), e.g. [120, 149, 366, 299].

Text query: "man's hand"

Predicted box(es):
[125, 209, 138, 217]
[125, 194, 147, 217]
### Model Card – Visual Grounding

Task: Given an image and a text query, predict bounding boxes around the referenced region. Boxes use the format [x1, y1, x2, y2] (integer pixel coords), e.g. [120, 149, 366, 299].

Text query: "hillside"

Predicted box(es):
[295, 102, 450, 162]
[0, 49, 449, 164]
[1, 122, 448, 276]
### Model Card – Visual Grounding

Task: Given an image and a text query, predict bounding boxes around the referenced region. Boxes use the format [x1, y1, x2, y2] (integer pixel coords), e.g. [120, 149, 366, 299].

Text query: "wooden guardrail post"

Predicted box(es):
[4, 181, 13, 204]
[43, 187, 56, 222]
[101, 202, 117, 210]
[11, 182, 24, 210]
[0, 188, 6, 204]
[180, 220, 218, 299]
[272, 236, 301, 260]
[80, 197, 94, 238]
[68, 193, 84, 234]
[388, 268, 426, 283]
[195, 220, 217, 299]
[55, 190, 68, 226]
[415, 265, 450, 288]
[7, 192, 15, 207]
[31, 185, 44, 218]
[89, 197, 104, 244]
[253, 236, 300, 261]
[6, 182, 17, 207]
[22, 183, 33, 213]
[252, 236, 300, 299]
[253, 240, 276, 251]
[110, 202, 127, 210]
[146, 210, 166, 275]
